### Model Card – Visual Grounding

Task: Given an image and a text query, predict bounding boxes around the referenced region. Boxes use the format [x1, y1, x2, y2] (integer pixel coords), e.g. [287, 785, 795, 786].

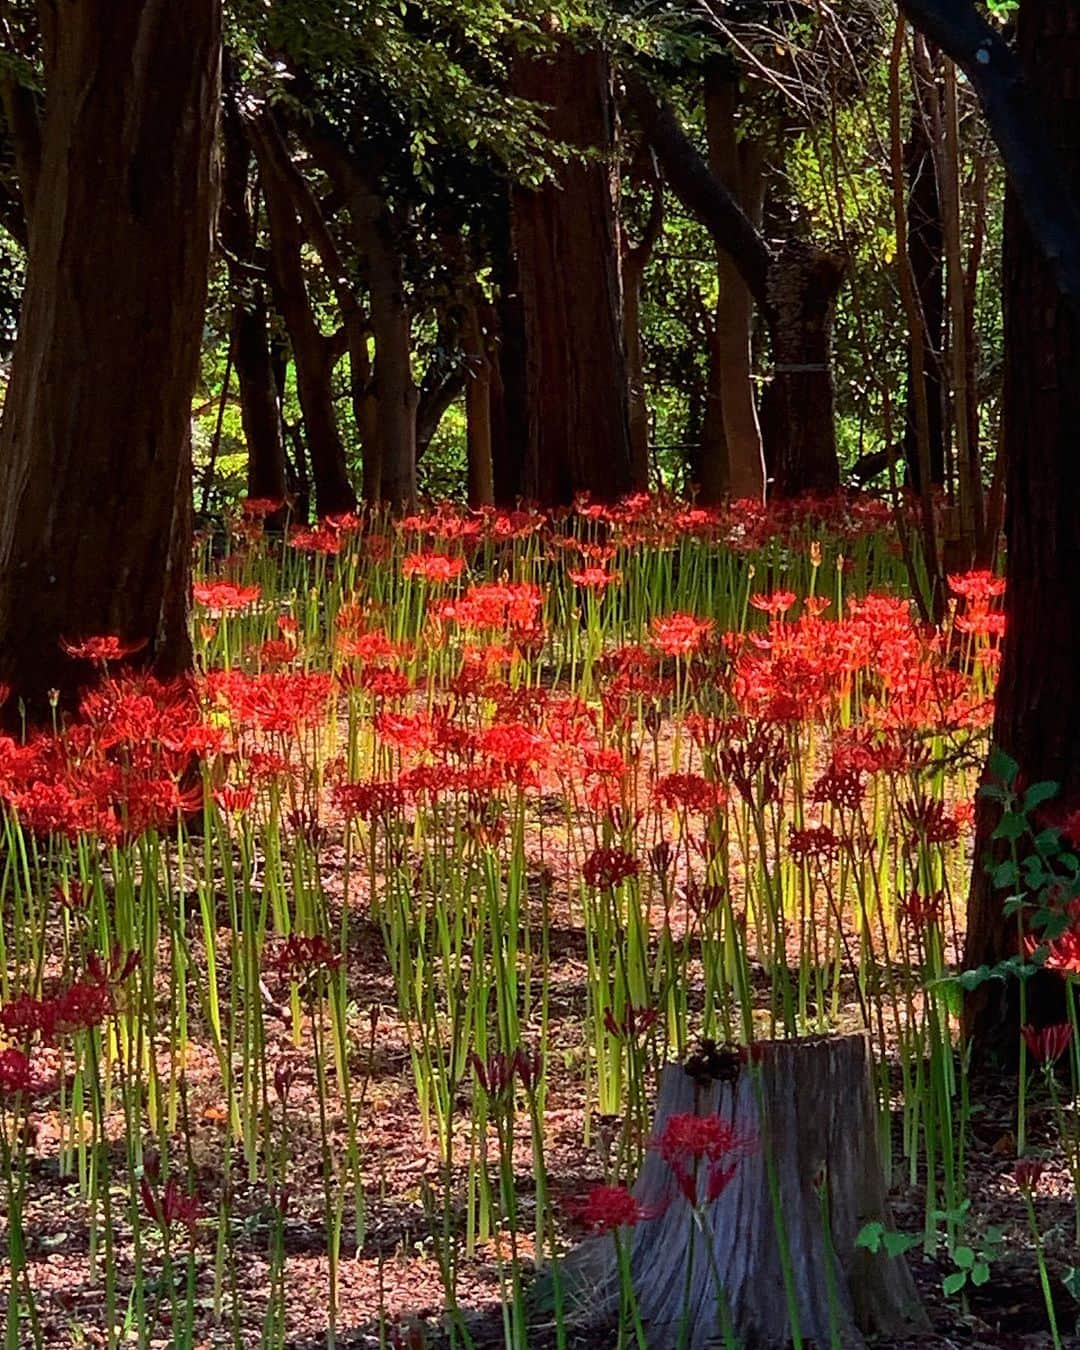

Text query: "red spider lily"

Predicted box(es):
[214, 785, 255, 815]
[573, 1184, 658, 1234]
[749, 590, 797, 617]
[652, 773, 724, 814]
[1042, 926, 1080, 975]
[900, 889, 945, 931]
[603, 1004, 658, 1040]
[1013, 1159, 1045, 1193]
[334, 779, 408, 822]
[788, 825, 841, 862]
[240, 496, 287, 519]
[262, 934, 341, 980]
[948, 570, 1005, 604]
[812, 763, 865, 810]
[60, 634, 148, 664]
[140, 1170, 201, 1239]
[568, 566, 621, 591]
[583, 847, 639, 889]
[0, 1048, 41, 1096]
[514, 1047, 544, 1092]
[899, 794, 960, 846]
[652, 1111, 754, 1206]
[1022, 1023, 1073, 1066]
[0, 975, 114, 1041]
[469, 1050, 516, 1098]
[650, 612, 713, 658]
[192, 581, 262, 614]
[289, 524, 343, 554]
[402, 552, 465, 584]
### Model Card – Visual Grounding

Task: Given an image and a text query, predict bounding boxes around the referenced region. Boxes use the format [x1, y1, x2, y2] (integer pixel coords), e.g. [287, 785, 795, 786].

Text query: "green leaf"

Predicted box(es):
[942, 1271, 968, 1297]
[1024, 781, 1060, 811]
[855, 1221, 884, 1253]
[970, 1262, 991, 1287]
[992, 812, 1027, 842]
[990, 860, 1018, 889]
[988, 747, 1020, 786]
[1063, 1267, 1080, 1301]
[883, 1231, 919, 1258]
[952, 1245, 975, 1269]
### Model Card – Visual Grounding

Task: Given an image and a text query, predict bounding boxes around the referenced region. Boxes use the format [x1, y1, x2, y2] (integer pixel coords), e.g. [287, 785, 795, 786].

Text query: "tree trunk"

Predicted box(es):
[965, 0, 1080, 1051]
[251, 116, 356, 519]
[628, 77, 841, 500]
[220, 70, 288, 515]
[702, 61, 766, 503]
[0, 0, 220, 718]
[490, 222, 529, 506]
[902, 43, 946, 493]
[759, 241, 845, 497]
[562, 1038, 925, 1348]
[462, 299, 495, 507]
[511, 35, 633, 505]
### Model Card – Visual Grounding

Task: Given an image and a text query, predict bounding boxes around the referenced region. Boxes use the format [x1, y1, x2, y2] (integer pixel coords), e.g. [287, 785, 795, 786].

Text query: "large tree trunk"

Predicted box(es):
[0, 0, 220, 719]
[965, 0, 1080, 1051]
[220, 70, 288, 514]
[251, 117, 356, 519]
[490, 210, 529, 506]
[759, 241, 845, 497]
[701, 61, 766, 504]
[511, 35, 633, 505]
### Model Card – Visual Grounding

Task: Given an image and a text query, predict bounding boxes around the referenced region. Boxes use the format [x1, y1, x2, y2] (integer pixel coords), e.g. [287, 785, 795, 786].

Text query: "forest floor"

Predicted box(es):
[13, 832, 1077, 1350]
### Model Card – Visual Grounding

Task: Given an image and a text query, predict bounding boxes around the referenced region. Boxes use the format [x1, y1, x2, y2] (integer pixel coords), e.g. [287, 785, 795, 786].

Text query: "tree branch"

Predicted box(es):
[624, 72, 771, 309]
[898, 0, 1080, 312]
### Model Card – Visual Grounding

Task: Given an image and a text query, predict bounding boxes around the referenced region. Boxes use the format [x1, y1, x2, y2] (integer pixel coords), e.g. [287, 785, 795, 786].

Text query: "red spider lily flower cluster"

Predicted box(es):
[1013, 1159, 1045, 1193]
[402, 552, 466, 584]
[652, 1111, 754, 1207]
[1021, 1023, 1073, 1065]
[60, 634, 149, 664]
[583, 847, 639, 889]
[0, 1048, 47, 1098]
[603, 1004, 658, 1040]
[573, 1183, 660, 1234]
[262, 935, 342, 980]
[468, 1048, 543, 1098]
[192, 580, 262, 614]
[650, 612, 713, 658]
[140, 1159, 201, 1239]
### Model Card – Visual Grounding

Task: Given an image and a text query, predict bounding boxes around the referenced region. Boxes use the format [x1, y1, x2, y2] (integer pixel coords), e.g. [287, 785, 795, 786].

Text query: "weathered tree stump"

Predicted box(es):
[562, 1034, 926, 1347]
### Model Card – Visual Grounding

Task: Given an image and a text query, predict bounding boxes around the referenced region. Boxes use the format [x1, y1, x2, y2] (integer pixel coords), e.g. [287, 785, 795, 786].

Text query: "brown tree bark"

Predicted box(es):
[0, 0, 220, 718]
[700, 61, 766, 504]
[220, 72, 288, 514]
[510, 35, 634, 505]
[964, 0, 1080, 1050]
[461, 297, 495, 507]
[250, 115, 357, 519]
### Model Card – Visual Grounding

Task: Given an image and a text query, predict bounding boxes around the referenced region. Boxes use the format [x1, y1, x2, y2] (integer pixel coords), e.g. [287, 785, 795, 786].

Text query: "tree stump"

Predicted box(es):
[561, 1034, 926, 1347]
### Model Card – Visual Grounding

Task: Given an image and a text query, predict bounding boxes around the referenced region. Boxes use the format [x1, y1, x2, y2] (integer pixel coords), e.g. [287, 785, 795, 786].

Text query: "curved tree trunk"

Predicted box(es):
[965, 0, 1080, 1051]
[0, 0, 220, 719]
[251, 116, 356, 519]
[511, 34, 633, 505]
